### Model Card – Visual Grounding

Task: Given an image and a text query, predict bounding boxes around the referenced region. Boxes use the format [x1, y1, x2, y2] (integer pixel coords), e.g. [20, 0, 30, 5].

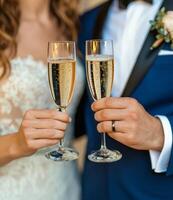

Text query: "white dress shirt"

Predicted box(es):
[102, 0, 172, 173]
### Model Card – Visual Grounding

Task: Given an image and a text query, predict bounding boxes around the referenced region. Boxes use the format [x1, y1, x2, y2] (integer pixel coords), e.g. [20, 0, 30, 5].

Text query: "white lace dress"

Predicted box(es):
[0, 56, 84, 200]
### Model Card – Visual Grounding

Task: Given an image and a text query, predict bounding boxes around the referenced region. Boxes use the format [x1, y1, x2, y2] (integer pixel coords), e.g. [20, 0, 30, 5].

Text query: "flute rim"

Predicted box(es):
[85, 39, 113, 43]
[48, 41, 76, 45]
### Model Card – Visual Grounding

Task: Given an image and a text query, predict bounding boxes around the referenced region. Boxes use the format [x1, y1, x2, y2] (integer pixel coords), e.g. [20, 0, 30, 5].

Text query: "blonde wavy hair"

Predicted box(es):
[0, 0, 79, 80]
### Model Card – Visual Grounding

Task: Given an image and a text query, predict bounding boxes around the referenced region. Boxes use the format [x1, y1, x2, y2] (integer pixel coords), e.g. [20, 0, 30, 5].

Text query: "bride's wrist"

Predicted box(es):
[9, 133, 24, 160]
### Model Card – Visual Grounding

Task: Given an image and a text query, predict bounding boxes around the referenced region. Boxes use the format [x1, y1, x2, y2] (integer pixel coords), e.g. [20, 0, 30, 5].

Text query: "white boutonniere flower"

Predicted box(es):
[150, 7, 173, 50]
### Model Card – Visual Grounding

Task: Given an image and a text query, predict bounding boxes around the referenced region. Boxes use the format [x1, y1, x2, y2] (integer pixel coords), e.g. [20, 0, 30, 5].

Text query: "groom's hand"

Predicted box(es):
[92, 97, 164, 151]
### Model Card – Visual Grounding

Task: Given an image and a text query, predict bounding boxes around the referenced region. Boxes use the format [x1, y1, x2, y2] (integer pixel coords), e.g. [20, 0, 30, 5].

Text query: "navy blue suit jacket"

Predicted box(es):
[77, 0, 173, 199]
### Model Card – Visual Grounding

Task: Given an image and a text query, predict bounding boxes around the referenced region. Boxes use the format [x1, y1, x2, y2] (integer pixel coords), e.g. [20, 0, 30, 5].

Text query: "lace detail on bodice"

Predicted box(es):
[0, 56, 52, 135]
[0, 55, 84, 200]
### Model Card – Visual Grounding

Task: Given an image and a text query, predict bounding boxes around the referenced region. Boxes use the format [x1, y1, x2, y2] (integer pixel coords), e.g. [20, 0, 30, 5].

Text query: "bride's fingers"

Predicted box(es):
[24, 109, 71, 123]
[94, 109, 127, 122]
[29, 139, 60, 150]
[25, 128, 65, 139]
[22, 119, 67, 131]
[97, 121, 128, 133]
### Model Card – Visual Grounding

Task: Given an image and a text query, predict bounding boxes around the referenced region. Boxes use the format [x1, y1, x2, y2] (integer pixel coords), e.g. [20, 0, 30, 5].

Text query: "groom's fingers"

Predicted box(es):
[97, 121, 128, 133]
[91, 97, 135, 111]
[94, 109, 128, 122]
[107, 132, 129, 146]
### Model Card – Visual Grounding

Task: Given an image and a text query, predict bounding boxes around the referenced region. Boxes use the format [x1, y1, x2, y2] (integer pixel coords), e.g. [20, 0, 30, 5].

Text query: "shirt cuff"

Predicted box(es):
[149, 115, 172, 173]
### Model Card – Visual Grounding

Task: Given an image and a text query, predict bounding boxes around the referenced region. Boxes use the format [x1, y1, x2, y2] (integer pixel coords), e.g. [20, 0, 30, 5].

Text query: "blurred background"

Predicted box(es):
[80, 0, 107, 13]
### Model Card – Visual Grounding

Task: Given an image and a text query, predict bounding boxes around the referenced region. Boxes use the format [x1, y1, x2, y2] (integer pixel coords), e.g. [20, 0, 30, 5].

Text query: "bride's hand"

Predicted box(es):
[12, 109, 71, 158]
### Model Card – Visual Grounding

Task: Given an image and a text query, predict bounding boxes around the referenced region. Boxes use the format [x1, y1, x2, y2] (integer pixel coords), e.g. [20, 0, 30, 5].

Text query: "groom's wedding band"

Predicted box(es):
[112, 120, 116, 132]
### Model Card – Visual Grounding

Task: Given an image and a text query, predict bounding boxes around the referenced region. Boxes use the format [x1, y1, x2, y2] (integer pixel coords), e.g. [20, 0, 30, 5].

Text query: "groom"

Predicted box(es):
[77, 0, 173, 199]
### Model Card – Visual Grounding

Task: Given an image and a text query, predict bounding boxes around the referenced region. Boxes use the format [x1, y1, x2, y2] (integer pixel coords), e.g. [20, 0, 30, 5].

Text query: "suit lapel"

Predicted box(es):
[93, 0, 113, 38]
[122, 0, 173, 97]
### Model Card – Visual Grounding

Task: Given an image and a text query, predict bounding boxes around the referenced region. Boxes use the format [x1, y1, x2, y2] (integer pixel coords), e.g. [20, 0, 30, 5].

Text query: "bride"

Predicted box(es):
[0, 0, 84, 199]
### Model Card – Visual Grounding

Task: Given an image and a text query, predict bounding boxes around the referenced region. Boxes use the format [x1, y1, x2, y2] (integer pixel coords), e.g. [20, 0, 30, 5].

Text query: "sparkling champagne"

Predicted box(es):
[86, 55, 114, 101]
[48, 59, 76, 108]
[86, 40, 122, 163]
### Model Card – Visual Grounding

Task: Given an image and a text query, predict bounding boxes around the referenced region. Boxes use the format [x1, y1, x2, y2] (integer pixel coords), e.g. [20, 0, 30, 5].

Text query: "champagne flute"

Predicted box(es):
[86, 39, 122, 163]
[46, 41, 79, 161]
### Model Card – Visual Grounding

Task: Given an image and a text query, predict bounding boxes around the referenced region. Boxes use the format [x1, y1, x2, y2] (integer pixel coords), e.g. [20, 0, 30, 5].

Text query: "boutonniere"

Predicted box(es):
[150, 7, 173, 50]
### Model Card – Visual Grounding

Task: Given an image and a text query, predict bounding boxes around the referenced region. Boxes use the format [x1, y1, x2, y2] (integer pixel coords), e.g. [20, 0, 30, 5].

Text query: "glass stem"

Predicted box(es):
[101, 133, 107, 150]
[59, 139, 64, 147]
[57, 107, 66, 148]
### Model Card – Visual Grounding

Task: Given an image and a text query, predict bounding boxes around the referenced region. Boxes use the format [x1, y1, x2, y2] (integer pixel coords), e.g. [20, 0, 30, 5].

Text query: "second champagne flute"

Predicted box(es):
[46, 41, 79, 161]
[86, 39, 122, 163]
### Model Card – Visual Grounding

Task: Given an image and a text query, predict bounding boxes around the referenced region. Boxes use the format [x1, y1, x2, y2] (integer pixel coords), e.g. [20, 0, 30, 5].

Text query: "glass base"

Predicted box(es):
[88, 148, 122, 163]
[45, 147, 79, 161]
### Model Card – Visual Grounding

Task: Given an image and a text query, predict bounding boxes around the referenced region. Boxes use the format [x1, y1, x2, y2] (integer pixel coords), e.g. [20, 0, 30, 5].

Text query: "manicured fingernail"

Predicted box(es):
[91, 103, 94, 110]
